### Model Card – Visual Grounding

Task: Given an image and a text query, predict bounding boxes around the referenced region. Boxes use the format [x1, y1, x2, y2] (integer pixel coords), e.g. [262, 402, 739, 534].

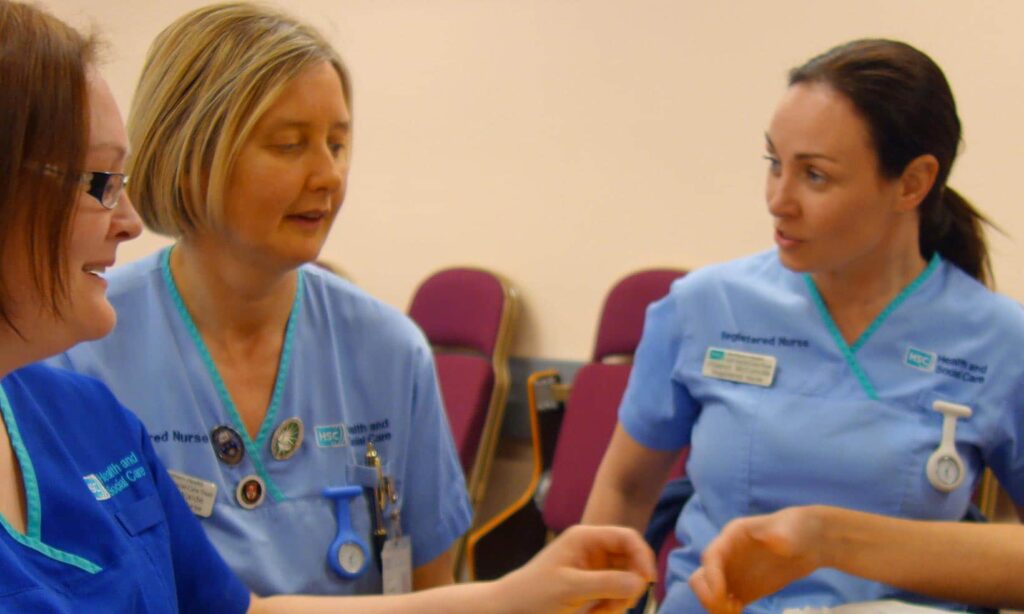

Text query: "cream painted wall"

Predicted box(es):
[48, 0, 1024, 360]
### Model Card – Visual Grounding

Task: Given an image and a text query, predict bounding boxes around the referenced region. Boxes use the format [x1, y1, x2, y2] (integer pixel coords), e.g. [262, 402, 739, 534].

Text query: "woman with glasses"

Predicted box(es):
[53, 2, 470, 597]
[0, 0, 655, 610]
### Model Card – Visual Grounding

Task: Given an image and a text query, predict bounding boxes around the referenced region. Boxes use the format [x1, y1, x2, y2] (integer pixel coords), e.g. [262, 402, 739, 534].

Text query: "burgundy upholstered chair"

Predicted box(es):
[541, 268, 688, 532]
[407, 267, 518, 513]
[463, 268, 686, 582]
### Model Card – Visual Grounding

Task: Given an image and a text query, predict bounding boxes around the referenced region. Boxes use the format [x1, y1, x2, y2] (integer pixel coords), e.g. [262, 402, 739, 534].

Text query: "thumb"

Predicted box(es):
[562, 569, 648, 603]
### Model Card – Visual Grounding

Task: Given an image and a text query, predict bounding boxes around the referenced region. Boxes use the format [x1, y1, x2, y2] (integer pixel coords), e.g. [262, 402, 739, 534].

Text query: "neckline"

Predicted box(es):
[160, 247, 303, 502]
[0, 379, 101, 573]
[0, 383, 42, 540]
[803, 253, 941, 400]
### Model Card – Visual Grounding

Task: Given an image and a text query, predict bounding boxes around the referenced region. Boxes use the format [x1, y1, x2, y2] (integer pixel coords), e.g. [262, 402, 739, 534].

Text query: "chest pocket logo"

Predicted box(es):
[905, 347, 937, 372]
[316, 424, 348, 448]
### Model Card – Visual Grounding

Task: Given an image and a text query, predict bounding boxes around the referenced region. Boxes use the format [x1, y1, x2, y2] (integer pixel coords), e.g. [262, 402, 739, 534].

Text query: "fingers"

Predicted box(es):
[688, 560, 729, 605]
[689, 567, 717, 610]
[560, 525, 657, 581]
[561, 568, 648, 604]
[689, 567, 740, 614]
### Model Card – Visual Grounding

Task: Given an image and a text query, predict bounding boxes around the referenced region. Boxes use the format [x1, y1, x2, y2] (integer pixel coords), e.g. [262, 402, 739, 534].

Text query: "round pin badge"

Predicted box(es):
[271, 417, 304, 461]
[236, 475, 266, 509]
[210, 425, 245, 465]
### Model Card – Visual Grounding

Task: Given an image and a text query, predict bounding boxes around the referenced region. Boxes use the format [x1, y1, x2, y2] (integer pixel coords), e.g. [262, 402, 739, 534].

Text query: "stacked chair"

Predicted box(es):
[407, 267, 519, 569]
[465, 268, 687, 588]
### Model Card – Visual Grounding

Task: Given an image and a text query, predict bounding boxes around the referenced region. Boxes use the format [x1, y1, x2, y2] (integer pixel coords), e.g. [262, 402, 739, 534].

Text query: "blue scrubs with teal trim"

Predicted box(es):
[52, 249, 472, 596]
[619, 250, 1024, 613]
[0, 364, 249, 612]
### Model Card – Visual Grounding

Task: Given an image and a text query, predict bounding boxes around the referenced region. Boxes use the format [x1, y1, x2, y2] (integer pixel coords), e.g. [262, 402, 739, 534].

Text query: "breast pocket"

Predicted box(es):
[242, 466, 383, 595]
[114, 494, 176, 605]
[746, 393, 921, 517]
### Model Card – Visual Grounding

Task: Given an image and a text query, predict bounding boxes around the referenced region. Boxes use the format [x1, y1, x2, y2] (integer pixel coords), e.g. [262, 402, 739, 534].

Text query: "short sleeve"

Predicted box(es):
[400, 342, 473, 567]
[138, 427, 251, 613]
[618, 287, 698, 451]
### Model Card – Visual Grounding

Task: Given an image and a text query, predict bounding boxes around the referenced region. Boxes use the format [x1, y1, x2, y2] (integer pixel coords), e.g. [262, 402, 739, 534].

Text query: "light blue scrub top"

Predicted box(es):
[52, 249, 472, 596]
[619, 250, 1024, 613]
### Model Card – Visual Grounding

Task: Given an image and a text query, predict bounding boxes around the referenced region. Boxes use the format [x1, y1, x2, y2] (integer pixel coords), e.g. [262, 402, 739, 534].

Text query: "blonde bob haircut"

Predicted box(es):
[127, 2, 351, 237]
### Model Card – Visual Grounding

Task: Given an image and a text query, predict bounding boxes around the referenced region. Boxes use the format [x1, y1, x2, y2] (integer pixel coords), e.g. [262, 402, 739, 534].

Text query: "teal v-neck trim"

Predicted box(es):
[0, 384, 101, 574]
[849, 254, 940, 353]
[160, 247, 304, 503]
[803, 253, 941, 401]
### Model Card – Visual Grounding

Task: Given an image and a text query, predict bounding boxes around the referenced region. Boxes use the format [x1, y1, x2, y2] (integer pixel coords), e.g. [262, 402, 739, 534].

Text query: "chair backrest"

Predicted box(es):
[541, 268, 685, 532]
[593, 268, 687, 362]
[408, 267, 518, 509]
[409, 268, 509, 356]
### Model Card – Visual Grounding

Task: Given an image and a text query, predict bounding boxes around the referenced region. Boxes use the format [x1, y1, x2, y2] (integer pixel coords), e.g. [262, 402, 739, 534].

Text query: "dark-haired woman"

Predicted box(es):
[583, 38, 1024, 612]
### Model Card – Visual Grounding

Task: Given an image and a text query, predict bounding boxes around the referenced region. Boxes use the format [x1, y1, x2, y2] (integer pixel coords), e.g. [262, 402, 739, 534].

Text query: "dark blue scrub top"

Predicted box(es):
[0, 364, 250, 613]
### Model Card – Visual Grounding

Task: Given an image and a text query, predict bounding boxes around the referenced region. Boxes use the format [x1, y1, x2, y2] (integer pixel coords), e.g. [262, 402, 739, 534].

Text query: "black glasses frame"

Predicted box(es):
[37, 165, 128, 210]
[80, 170, 128, 210]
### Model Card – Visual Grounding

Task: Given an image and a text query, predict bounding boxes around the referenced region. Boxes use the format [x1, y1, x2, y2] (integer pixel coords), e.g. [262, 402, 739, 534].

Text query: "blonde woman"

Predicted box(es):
[54, 1, 468, 597]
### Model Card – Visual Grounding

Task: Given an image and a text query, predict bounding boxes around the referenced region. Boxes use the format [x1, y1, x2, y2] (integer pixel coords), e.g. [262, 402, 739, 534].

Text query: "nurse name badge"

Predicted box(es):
[271, 417, 304, 461]
[236, 475, 266, 509]
[210, 425, 245, 465]
[702, 347, 777, 387]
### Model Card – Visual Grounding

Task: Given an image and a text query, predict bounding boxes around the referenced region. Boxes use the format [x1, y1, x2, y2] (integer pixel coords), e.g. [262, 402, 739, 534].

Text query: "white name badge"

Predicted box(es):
[702, 347, 777, 387]
[382, 536, 412, 595]
[168, 470, 217, 518]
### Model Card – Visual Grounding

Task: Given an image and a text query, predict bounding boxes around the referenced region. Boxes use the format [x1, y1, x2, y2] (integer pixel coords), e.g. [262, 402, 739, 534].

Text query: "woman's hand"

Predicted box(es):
[689, 506, 827, 613]
[498, 524, 656, 614]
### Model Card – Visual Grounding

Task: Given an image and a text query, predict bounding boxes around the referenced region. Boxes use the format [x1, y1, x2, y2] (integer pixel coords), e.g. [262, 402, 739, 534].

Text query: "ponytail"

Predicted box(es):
[918, 186, 993, 286]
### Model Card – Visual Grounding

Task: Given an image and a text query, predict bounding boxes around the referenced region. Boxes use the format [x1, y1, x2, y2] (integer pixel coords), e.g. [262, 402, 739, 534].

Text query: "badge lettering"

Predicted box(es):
[702, 346, 777, 387]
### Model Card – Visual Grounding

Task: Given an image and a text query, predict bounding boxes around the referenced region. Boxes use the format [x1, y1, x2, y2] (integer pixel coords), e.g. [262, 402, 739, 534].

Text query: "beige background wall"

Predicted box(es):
[48, 0, 1024, 361]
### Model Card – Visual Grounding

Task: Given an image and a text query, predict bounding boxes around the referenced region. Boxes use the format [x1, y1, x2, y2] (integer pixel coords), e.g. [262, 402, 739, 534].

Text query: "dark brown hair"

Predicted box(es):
[790, 39, 992, 283]
[0, 0, 96, 331]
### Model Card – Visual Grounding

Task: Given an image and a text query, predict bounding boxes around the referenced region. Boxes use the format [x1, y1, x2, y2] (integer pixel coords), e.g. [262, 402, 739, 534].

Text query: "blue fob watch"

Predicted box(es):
[323, 486, 371, 579]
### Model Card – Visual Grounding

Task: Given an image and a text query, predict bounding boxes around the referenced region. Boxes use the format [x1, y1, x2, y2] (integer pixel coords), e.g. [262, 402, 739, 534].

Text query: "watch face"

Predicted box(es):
[937, 456, 961, 485]
[338, 541, 366, 574]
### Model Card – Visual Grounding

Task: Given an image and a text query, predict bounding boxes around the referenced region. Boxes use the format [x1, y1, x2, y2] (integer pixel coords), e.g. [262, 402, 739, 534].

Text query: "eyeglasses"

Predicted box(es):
[79, 171, 129, 210]
[39, 165, 128, 210]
